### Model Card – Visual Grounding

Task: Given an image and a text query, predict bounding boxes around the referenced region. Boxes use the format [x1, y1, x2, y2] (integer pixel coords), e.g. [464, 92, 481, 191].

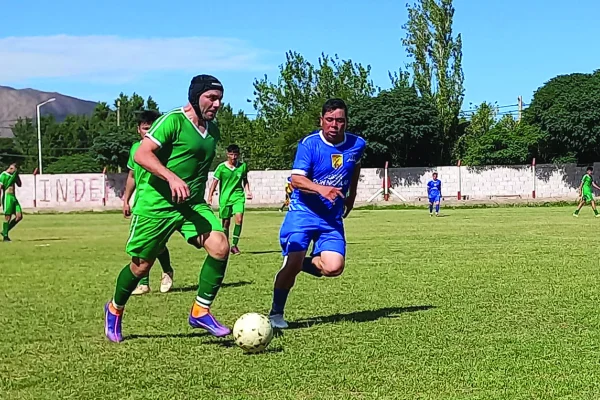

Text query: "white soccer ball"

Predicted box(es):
[233, 312, 274, 354]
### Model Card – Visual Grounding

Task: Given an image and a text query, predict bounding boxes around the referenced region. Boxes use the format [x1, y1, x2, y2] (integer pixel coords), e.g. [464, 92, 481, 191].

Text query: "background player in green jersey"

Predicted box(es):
[207, 144, 253, 255]
[0, 163, 23, 242]
[104, 75, 232, 343]
[123, 110, 175, 295]
[573, 166, 600, 217]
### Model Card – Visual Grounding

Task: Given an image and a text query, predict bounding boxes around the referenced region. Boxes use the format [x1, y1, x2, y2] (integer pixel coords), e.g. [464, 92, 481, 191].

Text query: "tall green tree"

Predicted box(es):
[251, 51, 377, 166]
[456, 103, 546, 165]
[349, 86, 440, 168]
[524, 70, 600, 163]
[402, 0, 465, 163]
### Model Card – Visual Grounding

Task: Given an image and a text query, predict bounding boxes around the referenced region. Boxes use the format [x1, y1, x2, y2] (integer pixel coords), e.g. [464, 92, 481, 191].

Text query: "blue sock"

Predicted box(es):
[429, 204, 433, 213]
[302, 257, 322, 277]
[270, 288, 290, 316]
[435, 204, 440, 213]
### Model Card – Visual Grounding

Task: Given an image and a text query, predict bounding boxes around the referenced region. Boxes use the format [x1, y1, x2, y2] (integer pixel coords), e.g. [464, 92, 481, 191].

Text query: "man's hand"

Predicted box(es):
[168, 175, 190, 203]
[122, 203, 131, 218]
[317, 186, 345, 203]
[343, 195, 356, 218]
[246, 191, 253, 200]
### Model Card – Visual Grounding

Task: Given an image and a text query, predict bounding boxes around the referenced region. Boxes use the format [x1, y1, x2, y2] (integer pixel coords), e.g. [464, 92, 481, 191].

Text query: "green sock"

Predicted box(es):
[232, 224, 242, 246]
[594, 209, 599, 216]
[2, 222, 8, 237]
[138, 274, 149, 286]
[574, 209, 580, 215]
[195, 256, 228, 308]
[113, 264, 142, 307]
[157, 247, 174, 274]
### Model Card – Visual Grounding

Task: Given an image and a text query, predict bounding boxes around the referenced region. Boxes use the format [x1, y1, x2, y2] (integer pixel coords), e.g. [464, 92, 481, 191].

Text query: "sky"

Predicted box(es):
[1, 0, 599, 117]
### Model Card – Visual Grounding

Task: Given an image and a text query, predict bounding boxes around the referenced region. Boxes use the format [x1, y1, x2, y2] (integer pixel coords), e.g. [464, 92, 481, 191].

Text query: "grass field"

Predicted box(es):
[2, 207, 600, 399]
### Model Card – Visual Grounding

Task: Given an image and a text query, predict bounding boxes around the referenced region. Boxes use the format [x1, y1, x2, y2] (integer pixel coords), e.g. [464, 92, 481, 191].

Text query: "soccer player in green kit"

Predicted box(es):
[0, 163, 23, 242]
[123, 110, 175, 295]
[573, 166, 600, 217]
[104, 75, 232, 343]
[207, 144, 253, 255]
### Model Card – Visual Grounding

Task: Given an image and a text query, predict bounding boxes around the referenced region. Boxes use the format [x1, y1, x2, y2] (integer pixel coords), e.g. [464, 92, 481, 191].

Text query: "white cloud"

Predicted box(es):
[0, 35, 271, 82]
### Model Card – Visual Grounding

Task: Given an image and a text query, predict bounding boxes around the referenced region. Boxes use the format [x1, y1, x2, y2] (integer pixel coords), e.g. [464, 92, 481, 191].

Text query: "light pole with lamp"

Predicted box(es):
[36, 98, 56, 175]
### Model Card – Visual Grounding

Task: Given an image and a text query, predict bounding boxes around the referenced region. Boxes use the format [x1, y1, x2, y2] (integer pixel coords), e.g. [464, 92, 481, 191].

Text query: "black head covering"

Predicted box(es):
[188, 75, 224, 118]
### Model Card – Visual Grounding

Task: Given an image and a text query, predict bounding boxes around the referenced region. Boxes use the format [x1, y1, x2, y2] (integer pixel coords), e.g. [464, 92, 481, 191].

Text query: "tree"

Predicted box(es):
[11, 117, 40, 172]
[0, 138, 24, 170]
[402, 0, 464, 163]
[91, 127, 138, 172]
[45, 153, 101, 173]
[348, 86, 440, 168]
[456, 103, 546, 165]
[251, 51, 377, 166]
[524, 70, 600, 164]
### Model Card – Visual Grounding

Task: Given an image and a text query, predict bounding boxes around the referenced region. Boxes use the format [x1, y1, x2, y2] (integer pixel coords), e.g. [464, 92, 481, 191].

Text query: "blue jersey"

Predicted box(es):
[288, 130, 366, 223]
[427, 179, 442, 198]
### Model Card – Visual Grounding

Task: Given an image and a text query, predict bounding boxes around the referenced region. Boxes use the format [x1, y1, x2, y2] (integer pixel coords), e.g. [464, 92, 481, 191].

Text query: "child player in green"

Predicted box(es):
[573, 166, 600, 217]
[207, 144, 253, 255]
[104, 75, 232, 343]
[123, 110, 175, 295]
[0, 163, 23, 242]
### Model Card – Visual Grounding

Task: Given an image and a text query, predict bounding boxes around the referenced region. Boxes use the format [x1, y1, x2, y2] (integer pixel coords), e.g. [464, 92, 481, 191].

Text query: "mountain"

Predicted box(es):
[0, 86, 98, 137]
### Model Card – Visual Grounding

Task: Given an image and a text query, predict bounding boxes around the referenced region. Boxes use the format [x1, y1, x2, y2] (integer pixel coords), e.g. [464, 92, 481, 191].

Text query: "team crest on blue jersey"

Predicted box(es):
[331, 154, 343, 169]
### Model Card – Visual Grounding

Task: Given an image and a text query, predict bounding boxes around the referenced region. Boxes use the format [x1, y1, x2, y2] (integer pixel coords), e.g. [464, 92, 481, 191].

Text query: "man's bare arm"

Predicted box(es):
[123, 170, 136, 204]
[134, 137, 190, 202]
[207, 178, 219, 203]
[347, 163, 361, 199]
[291, 174, 344, 202]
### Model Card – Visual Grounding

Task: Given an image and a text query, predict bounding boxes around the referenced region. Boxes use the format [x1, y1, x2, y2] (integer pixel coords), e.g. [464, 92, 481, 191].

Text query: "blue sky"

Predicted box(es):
[1, 0, 599, 116]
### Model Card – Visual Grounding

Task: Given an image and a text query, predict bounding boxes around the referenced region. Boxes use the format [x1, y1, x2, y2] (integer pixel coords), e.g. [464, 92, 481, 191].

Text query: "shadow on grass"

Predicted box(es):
[28, 237, 67, 242]
[126, 331, 208, 340]
[244, 250, 281, 255]
[171, 280, 253, 293]
[286, 305, 435, 329]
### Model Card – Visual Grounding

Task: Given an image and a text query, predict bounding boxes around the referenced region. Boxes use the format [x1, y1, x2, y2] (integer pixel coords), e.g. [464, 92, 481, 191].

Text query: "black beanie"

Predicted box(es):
[188, 75, 224, 118]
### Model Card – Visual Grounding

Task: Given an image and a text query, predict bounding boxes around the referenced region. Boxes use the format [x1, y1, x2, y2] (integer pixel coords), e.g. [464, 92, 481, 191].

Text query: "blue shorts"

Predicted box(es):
[279, 212, 346, 257]
[429, 195, 441, 203]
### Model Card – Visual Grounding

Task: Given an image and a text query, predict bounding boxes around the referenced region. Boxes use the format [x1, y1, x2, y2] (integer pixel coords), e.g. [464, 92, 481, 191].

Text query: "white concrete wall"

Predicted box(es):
[9, 163, 593, 210]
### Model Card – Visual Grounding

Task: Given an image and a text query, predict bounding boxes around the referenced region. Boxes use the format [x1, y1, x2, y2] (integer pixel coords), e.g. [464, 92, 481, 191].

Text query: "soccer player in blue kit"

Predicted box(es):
[269, 98, 366, 329]
[427, 172, 442, 216]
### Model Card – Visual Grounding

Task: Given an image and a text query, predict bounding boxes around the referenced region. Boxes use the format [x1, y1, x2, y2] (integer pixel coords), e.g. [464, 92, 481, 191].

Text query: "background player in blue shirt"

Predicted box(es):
[427, 172, 442, 216]
[269, 98, 366, 329]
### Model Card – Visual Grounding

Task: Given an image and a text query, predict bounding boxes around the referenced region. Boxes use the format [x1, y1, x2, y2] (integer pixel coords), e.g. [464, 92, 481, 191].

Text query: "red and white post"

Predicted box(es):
[368, 161, 405, 202]
[531, 158, 536, 199]
[102, 167, 107, 206]
[383, 161, 390, 201]
[457, 159, 462, 200]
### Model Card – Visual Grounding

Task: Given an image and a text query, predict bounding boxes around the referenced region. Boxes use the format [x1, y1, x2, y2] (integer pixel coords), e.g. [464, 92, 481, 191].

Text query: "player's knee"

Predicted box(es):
[15, 214, 22, 222]
[234, 214, 243, 225]
[321, 261, 344, 277]
[203, 232, 230, 259]
[319, 255, 345, 277]
[131, 257, 154, 276]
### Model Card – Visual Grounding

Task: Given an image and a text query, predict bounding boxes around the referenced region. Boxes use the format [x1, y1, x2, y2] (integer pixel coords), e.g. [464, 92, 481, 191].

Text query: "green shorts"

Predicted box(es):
[2, 194, 21, 216]
[583, 192, 594, 203]
[219, 199, 246, 219]
[126, 203, 223, 260]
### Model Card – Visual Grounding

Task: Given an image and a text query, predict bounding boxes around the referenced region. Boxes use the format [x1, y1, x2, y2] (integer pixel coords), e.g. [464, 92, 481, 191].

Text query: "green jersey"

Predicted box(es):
[134, 107, 220, 218]
[582, 174, 593, 194]
[0, 170, 18, 190]
[213, 161, 248, 205]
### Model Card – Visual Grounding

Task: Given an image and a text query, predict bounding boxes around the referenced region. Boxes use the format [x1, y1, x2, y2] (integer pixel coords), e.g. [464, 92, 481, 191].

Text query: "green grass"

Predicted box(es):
[2, 207, 600, 399]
